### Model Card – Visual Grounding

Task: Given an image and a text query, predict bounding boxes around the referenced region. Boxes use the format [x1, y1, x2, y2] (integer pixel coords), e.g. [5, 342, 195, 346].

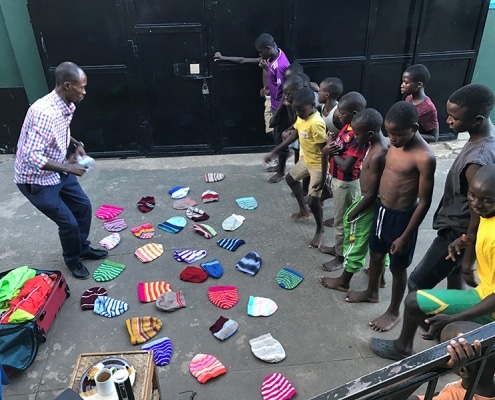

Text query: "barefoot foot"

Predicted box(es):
[345, 290, 380, 303]
[369, 312, 402, 332]
[323, 218, 334, 227]
[319, 245, 337, 256]
[319, 276, 349, 292]
[309, 231, 325, 248]
[321, 256, 344, 271]
[291, 211, 311, 221]
[268, 173, 285, 183]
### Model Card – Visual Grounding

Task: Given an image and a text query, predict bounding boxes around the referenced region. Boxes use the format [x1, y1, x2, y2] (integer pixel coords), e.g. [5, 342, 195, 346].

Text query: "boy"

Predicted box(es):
[371, 164, 495, 360]
[320, 108, 388, 292]
[409, 84, 495, 292]
[319, 92, 368, 270]
[408, 321, 495, 400]
[346, 101, 436, 334]
[401, 64, 439, 143]
[263, 87, 327, 248]
[318, 77, 344, 135]
[267, 74, 304, 183]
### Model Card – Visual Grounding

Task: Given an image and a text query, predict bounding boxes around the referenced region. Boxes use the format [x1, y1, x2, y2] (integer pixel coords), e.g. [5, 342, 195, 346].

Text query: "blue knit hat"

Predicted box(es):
[200, 259, 224, 278]
[217, 238, 246, 252]
[235, 251, 262, 276]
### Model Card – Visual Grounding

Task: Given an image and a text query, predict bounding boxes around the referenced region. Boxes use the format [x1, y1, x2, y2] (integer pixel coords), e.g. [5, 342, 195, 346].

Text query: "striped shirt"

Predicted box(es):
[14, 90, 75, 185]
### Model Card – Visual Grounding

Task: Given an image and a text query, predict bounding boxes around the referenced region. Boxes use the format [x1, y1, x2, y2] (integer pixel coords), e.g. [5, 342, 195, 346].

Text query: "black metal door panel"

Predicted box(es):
[28, 0, 143, 156]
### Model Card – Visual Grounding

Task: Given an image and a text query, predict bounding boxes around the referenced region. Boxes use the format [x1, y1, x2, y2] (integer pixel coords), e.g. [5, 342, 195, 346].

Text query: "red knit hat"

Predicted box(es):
[180, 266, 208, 283]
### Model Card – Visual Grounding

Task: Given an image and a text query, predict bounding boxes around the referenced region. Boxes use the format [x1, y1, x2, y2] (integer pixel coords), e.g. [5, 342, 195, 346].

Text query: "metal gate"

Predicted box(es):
[27, 0, 489, 157]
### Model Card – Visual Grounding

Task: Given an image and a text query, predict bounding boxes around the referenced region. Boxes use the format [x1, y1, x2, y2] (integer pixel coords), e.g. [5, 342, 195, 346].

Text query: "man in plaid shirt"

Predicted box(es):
[14, 61, 107, 279]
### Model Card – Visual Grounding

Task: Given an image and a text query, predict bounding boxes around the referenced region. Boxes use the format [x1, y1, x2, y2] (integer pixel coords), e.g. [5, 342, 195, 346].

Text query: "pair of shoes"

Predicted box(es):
[81, 247, 108, 260]
[66, 262, 90, 280]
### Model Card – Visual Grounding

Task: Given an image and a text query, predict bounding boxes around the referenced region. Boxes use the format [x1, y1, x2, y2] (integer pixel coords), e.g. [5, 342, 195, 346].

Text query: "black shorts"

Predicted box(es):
[369, 199, 418, 269]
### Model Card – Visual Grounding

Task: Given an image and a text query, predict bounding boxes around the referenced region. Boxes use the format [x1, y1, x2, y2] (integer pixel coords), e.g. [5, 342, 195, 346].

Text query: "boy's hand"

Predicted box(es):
[213, 52, 223, 61]
[259, 59, 269, 70]
[390, 235, 409, 256]
[421, 314, 454, 341]
[347, 210, 358, 222]
[323, 142, 342, 156]
[326, 131, 337, 143]
[312, 178, 326, 192]
[263, 152, 274, 165]
[461, 267, 478, 288]
[446, 234, 473, 261]
[260, 86, 269, 97]
[444, 337, 481, 369]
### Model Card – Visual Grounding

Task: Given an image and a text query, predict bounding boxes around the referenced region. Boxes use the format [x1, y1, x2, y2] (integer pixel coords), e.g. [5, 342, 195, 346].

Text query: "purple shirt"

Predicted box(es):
[268, 49, 290, 110]
[14, 90, 75, 185]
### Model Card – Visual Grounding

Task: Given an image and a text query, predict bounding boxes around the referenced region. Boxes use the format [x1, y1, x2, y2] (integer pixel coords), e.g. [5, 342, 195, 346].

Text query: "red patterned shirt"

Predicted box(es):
[14, 90, 75, 185]
[328, 124, 369, 181]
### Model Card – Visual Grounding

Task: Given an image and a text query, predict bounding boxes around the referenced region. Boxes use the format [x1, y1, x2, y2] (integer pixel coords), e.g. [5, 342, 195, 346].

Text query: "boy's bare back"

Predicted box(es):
[380, 132, 435, 210]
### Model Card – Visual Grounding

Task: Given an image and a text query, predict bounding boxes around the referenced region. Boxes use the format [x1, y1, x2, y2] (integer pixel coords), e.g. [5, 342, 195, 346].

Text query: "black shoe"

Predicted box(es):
[80, 247, 108, 260]
[66, 262, 90, 280]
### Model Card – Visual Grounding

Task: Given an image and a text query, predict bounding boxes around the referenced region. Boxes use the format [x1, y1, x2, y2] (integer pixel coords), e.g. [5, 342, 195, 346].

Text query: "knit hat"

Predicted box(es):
[173, 197, 197, 210]
[193, 223, 217, 239]
[93, 260, 126, 282]
[131, 223, 155, 239]
[261, 373, 297, 400]
[247, 296, 278, 317]
[208, 286, 239, 309]
[137, 281, 172, 302]
[137, 196, 155, 213]
[205, 173, 225, 183]
[95, 204, 124, 220]
[98, 233, 121, 250]
[189, 354, 227, 383]
[180, 266, 208, 283]
[81, 287, 107, 310]
[201, 190, 219, 203]
[170, 186, 190, 199]
[217, 238, 246, 252]
[249, 333, 286, 363]
[174, 249, 207, 263]
[185, 207, 209, 221]
[156, 291, 186, 311]
[236, 197, 258, 210]
[93, 296, 129, 318]
[135, 243, 164, 263]
[275, 267, 304, 290]
[236, 251, 262, 276]
[103, 217, 127, 232]
[222, 214, 245, 231]
[142, 337, 173, 366]
[126, 316, 162, 345]
[157, 217, 187, 233]
[209, 316, 239, 341]
[200, 259, 224, 278]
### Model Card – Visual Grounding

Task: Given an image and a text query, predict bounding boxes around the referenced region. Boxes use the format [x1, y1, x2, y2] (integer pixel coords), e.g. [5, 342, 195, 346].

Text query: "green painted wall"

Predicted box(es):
[0, 0, 47, 102]
[0, 6, 22, 87]
[472, 9, 495, 120]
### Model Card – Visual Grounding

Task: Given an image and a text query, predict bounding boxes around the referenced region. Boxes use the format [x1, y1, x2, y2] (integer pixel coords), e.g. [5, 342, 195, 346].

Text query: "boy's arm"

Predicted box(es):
[327, 152, 358, 174]
[390, 152, 436, 255]
[347, 151, 386, 221]
[263, 130, 298, 163]
[420, 126, 439, 143]
[313, 142, 328, 192]
[213, 52, 262, 64]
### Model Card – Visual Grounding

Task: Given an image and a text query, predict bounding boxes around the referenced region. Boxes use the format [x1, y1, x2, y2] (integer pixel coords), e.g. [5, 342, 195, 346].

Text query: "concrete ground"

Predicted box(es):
[1, 134, 467, 400]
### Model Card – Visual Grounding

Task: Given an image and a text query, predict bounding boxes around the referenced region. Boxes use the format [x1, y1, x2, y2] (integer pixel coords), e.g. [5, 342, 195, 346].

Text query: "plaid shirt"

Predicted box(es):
[14, 90, 75, 185]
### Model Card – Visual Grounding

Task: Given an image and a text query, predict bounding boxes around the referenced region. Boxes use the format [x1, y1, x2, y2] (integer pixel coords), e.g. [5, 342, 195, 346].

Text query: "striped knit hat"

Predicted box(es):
[201, 190, 219, 203]
[131, 223, 155, 239]
[142, 337, 173, 366]
[93, 296, 129, 318]
[98, 233, 121, 250]
[247, 296, 278, 317]
[156, 291, 186, 312]
[217, 238, 245, 252]
[189, 354, 227, 383]
[157, 217, 187, 234]
[275, 267, 304, 290]
[135, 243, 164, 263]
[193, 223, 217, 239]
[125, 316, 162, 345]
[185, 207, 209, 221]
[81, 287, 107, 310]
[95, 204, 124, 220]
[261, 373, 297, 400]
[174, 249, 207, 263]
[235, 251, 262, 276]
[103, 217, 127, 232]
[204, 173, 225, 183]
[249, 333, 286, 363]
[137, 281, 172, 302]
[208, 286, 239, 309]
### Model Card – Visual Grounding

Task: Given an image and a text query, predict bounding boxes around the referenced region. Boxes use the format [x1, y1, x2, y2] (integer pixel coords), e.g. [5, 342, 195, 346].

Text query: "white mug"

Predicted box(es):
[94, 368, 116, 396]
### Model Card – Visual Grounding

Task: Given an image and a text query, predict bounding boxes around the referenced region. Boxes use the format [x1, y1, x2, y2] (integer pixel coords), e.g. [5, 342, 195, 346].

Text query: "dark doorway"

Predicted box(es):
[27, 0, 489, 157]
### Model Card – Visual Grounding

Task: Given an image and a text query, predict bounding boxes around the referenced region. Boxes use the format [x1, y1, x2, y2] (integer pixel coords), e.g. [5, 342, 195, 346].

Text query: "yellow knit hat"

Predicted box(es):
[125, 316, 162, 345]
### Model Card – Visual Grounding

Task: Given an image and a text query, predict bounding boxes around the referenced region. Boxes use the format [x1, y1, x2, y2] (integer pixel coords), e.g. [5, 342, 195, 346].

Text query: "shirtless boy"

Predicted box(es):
[264, 87, 327, 248]
[319, 108, 388, 292]
[345, 101, 436, 333]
